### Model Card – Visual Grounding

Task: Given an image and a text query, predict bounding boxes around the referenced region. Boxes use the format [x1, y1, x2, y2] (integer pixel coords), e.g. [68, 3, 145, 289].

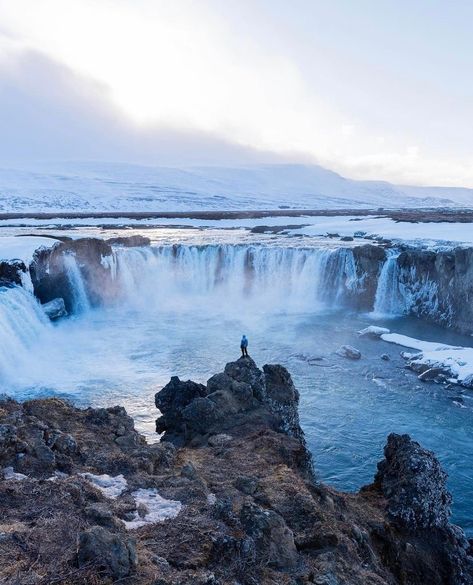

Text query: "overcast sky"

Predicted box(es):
[0, 0, 472, 186]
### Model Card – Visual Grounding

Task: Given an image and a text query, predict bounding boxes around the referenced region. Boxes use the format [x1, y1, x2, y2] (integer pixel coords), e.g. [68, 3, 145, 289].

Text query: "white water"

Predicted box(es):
[373, 251, 405, 316]
[0, 244, 362, 396]
[0, 286, 51, 381]
[107, 244, 361, 314]
[63, 253, 91, 313]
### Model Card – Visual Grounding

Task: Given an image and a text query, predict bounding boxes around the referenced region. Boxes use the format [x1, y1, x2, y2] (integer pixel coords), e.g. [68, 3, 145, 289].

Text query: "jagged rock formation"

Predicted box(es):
[156, 357, 313, 474]
[1, 358, 472, 584]
[397, 247, 473, 334]
[30, 238, 116, 311]
[42, 297, 68, 319]
[0, 259, 28, 287]
[351, 244, 386, 309]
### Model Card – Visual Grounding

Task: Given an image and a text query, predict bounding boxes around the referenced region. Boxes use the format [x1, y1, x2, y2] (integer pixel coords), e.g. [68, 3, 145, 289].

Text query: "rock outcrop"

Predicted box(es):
[351, 244, 386, 309]
[373, 433, 452, 530]
[0, 260, 28, 287]
[42, 297, 68, 320]
[336, 344, 362, 360]
[1, 360, 472, 584]
[30, 238, 116, 311]
[396, 246, 473, 334]
[156, 357, 313, 475]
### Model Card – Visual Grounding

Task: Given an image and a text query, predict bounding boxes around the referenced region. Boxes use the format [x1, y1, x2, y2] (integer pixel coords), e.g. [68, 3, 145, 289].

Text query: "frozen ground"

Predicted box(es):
[382, 333, 473, 388]
[0, 161, 471, 212]
[0, 236, 58, 262]
[2, 214, 473, 250]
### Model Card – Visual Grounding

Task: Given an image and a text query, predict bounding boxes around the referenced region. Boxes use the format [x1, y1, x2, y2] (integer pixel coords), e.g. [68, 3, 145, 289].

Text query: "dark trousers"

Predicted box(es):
[241, 346, 248, 356]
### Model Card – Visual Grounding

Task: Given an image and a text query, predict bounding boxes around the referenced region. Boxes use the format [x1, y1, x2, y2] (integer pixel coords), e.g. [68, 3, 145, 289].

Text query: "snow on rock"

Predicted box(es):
[81, 473, 128, 498]
[3, 467, 28, 480]
[123, 488, 182, 530]
[336, 345, 362, 360]
[0, 236, 58, 262]
[381, 333, 473, 388]
[358, 326, 391, 338]
[381, 333, 461, 353]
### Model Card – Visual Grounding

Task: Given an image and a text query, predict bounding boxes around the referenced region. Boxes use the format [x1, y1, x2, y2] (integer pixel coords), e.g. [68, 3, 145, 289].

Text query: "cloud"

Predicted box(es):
[0, 44, 291, 166]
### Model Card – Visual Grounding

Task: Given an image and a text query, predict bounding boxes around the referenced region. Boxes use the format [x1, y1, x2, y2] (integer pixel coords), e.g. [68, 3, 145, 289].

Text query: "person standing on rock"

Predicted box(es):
[240, 335, 249, 357]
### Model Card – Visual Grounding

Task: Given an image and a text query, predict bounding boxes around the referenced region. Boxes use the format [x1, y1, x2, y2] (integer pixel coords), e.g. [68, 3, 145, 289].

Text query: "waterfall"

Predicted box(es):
[63, 253, 91, 313]
[373, 252, 406, 316]
[106, 244, 361, 314]
[0, 286, 51, 383]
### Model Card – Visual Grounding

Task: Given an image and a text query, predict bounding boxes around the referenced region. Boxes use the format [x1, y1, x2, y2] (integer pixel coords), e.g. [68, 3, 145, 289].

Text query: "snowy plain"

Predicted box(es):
[0, 161, 472, 212]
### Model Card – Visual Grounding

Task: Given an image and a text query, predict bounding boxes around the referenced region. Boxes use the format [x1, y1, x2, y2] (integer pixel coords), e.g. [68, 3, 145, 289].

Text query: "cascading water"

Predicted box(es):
[0, 286, 51, 382]
[107, 244, 361, 314]
[63, 253, 91, 313]
[373, 251, 406, 316]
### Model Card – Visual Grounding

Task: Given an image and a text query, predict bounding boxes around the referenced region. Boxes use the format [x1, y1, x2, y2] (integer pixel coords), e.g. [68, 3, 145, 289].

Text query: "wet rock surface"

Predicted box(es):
[0, 259, 28, 287]
[42, 296, 67, 319]
[1, 359, 472, 584]
[396, 246, 473, 334]
[336, 345, 362, 360]
[30, 238, 115, 310]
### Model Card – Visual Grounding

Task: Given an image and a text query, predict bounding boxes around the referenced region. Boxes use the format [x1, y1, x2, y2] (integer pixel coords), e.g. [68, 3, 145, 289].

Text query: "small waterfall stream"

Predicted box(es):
[63, 253, 91, 313]
[373, 251, 405, 315]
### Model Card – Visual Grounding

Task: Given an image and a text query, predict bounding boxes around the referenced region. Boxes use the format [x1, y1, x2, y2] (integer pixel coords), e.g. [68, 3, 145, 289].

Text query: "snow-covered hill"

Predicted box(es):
[0, 162, 471, 212]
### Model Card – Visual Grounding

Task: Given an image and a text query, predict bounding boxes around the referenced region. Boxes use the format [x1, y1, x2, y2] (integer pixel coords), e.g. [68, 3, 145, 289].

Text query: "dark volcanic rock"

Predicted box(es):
[30, 238, 115, 311]
[77, 526, 137, 579]
[374, 433, 452, 531]
[240, 501, 299, 569]
[156, 357, 313, 475]
[351, 244, 386, 310]
[155, 377, 207, 443]
[0, 260, 27, 287]
[1, 363, 472, 585]
[396, 246, 473, 334]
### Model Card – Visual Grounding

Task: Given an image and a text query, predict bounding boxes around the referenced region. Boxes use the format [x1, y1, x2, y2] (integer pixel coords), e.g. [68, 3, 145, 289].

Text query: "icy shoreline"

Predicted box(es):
[382, 332, 473, 389]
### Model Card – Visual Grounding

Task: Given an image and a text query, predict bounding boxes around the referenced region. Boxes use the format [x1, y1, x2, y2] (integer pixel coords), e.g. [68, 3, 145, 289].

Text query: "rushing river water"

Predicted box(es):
[1, 235, 472, 536]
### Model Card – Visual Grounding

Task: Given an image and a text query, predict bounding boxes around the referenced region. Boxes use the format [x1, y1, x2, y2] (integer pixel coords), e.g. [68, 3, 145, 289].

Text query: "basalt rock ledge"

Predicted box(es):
[0, 357, 471, 584]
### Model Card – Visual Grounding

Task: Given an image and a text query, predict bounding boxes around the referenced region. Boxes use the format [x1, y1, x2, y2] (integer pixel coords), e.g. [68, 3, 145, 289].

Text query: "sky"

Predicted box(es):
[0, 0, 472, 187]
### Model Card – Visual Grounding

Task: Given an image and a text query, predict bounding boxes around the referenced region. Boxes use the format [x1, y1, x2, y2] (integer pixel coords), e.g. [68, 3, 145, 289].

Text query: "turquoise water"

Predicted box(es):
[5, 300, 472, 536]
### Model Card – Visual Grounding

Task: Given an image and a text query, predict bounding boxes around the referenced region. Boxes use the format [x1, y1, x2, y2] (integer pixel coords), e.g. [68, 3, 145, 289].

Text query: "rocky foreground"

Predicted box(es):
[1, 357, 472, 584]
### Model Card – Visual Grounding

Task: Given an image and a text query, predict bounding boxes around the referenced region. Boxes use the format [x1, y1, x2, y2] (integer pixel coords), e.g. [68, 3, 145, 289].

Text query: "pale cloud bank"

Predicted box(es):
[0, 0, 472, 188]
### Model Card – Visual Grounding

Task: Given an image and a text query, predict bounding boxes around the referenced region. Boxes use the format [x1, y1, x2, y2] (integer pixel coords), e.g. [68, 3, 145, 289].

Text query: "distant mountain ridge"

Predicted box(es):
[0, 162, 471, 212]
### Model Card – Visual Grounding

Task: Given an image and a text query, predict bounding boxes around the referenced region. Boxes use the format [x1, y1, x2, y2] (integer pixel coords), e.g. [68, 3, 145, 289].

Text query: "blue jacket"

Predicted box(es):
[241, 336, 248, 348]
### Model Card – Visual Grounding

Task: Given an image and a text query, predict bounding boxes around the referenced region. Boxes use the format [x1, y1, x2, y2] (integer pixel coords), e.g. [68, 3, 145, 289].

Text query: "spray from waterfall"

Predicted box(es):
[107, 245, 361, 314]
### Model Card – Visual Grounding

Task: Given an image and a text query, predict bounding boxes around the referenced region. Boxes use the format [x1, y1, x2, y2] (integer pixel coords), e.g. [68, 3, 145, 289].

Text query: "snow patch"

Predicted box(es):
[358, 326, 391, 338]
[3, 467, 28, 481]
[81, 473, 128, 498]
[381, 333, 460, 353]
[124, 488, 182, 529]
[381, 333, 473, 387]
[0, 236, 58, 262]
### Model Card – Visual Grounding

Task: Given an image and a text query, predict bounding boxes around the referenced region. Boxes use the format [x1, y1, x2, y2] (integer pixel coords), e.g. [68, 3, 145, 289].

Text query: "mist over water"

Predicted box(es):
[1, 241, 473, 535]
